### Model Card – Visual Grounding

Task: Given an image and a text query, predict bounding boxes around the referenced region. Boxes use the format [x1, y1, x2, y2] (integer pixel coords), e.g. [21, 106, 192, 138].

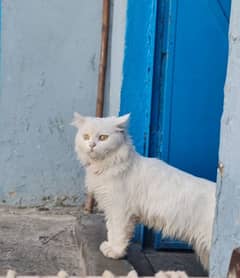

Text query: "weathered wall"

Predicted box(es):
[210, 0, 240, 277]
[104, 0, 127, 116]
[0, 0, 126, 206]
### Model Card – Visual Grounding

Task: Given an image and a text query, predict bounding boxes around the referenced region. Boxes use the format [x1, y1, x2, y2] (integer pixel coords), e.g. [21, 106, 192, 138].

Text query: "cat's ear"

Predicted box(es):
[115, 113, 130, 130]
[70, 112, 85, 128]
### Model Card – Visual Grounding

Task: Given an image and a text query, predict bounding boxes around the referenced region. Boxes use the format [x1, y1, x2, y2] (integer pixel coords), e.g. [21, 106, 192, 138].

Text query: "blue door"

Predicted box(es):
[120, 0, 231, 249]
[151, 0, 231, 249]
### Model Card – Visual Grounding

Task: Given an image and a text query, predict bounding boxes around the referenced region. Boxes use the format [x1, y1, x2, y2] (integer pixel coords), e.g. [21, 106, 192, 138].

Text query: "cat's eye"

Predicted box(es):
[83, 134, 90, 140]
[99, 134, 109, 141]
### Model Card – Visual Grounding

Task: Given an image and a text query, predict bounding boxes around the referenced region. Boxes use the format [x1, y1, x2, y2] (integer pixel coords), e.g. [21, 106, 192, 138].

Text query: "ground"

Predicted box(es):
[0, 205, 207, 276]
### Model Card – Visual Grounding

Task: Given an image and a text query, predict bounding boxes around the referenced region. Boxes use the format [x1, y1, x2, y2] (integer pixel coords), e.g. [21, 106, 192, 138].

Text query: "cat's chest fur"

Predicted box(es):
[85, 156, 133, 211]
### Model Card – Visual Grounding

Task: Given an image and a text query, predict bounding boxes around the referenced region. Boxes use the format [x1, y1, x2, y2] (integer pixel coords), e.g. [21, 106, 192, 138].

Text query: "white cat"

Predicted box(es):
[72, 113, 216, 271]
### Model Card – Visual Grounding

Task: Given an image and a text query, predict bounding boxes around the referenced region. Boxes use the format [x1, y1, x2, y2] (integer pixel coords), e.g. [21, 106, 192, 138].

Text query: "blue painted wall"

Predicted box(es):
[0, 0, 102, 205]
[0, 0, 128, 206]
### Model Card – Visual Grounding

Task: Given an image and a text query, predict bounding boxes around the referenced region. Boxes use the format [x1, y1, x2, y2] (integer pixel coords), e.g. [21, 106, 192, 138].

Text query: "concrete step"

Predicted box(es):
[74, 213, 207, 277]
[75, 213, 133, 276]
[0, 205, 208, 277]
[0, 206, 82, 275]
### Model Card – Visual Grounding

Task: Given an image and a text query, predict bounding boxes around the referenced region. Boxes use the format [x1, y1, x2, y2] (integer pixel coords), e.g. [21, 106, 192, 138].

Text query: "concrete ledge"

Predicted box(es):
[75, 213, 133, 276]
[0, 206, 82, 275]
[0, 206, 206, 277]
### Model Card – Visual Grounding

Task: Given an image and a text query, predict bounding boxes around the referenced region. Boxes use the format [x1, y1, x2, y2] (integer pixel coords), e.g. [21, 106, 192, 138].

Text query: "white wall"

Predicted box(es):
[104, 0, 127, 116]
[0, 0, 127, 206]
[210, 1, 240, 277]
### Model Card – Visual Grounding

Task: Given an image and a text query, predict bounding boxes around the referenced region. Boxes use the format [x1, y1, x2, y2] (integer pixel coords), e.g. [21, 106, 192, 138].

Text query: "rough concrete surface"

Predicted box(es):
[128, 244, 207, 277]
[0, 206, 82, 275]
[0, 206, 132, 276]
[0, 206, 207, 277]
[144, 250, 207, 277]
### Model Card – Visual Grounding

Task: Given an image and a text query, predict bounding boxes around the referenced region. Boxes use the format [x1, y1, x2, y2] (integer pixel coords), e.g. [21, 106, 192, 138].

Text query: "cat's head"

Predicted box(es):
[71, 113, 130, 161]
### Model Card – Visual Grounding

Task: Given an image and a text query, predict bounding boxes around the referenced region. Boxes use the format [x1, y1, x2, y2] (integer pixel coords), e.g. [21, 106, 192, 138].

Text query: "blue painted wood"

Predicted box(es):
[120, 0, 157, 156]
[217, 0, 231, 20]
[154, 233, 191, 250]
[153, 0, 230, 249]
[149, 0, 178, 162]
[120, 0, 158, 244]
[162, 0, 229, 181]
[150, 0, 190, 250]
[121, 0, 230, 249]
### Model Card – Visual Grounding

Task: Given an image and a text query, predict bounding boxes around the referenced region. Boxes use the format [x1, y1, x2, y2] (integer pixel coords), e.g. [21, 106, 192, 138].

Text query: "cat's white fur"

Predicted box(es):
[72, 113, 216, 270]
[102, 270, 139, 278]
[6, 270, 16, 278]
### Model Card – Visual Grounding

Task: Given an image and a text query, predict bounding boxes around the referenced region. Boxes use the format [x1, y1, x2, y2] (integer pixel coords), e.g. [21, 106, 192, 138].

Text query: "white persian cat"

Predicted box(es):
[72, 113, 216, 271]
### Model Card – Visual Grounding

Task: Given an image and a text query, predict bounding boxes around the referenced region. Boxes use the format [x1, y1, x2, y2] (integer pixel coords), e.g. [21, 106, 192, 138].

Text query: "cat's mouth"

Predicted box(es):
[88, 150, 98, 158]
[88, 149, 105, 160]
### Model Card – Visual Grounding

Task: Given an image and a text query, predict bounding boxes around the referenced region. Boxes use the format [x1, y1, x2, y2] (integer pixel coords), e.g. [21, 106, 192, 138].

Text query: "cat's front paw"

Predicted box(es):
[99, 241, 126, 259]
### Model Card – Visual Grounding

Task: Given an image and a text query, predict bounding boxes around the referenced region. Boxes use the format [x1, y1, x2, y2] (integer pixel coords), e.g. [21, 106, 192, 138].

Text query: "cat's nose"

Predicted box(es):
[89, 142, 96, 149]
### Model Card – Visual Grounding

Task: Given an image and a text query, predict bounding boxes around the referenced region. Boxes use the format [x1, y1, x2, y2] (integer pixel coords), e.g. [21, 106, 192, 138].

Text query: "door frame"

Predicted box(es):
[119, 0, 158, 157]
[120, 0, 173, 246]
[119, 0, 158, 245]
